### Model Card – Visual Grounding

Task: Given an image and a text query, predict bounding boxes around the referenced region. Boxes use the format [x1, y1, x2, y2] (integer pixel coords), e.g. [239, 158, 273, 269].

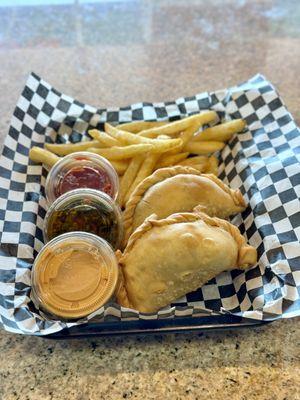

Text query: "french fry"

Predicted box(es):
[138, 111, 218, 138]
[89, 129, 121, 147]
[29, 147, 60, 167]
[156, 135, 171, 140]
[105, 123, 149, 144]
[105, 123, 182, 153]
[180, 123, 200, 146]
[124, 133, 170, 203]
[155, 152, 189, 169]
[177, 155, 209, 167]
[110, 160, 130, 175]
[184, 141, 225, 155]
[204, 155, 219, 176]
[187, 164, 207, 173]
[87, 143, 153, 160]
[118, 155, 144, 208]
[192, 119, 246, 142]
[166, 122, 200, 156]
[116, 121, 167, 133]
[45, 140, 101, 156]
[125, 153, 160, 204]
[150, 138, 183, 153]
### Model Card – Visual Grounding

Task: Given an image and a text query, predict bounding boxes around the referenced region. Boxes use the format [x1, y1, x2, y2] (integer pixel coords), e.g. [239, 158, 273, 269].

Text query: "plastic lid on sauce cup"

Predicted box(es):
[44, 188, 123, 250]
[45, 152, 119, 204]
[31, 232, 119, 320]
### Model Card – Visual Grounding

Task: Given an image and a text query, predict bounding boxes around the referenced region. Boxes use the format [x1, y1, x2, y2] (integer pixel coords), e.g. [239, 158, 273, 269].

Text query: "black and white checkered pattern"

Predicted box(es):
[0, 73, 299, 335]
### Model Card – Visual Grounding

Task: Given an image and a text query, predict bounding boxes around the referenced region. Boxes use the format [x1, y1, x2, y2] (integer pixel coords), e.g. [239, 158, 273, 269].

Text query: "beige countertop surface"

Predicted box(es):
[0, 0, 299, 399]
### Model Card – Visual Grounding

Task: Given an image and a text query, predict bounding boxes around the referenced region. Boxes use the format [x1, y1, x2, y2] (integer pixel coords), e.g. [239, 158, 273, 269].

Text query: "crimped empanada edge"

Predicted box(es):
[115, 250, 133, 309]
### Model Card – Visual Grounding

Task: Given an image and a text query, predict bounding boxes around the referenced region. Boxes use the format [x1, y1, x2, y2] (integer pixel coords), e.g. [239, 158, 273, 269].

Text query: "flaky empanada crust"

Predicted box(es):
[123, 166, 246, 246]
[117, 209, 257, 313]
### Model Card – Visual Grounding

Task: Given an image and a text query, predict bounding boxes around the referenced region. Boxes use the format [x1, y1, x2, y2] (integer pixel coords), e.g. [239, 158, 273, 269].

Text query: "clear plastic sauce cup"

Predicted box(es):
[31, 232, 119, 320]
[44, 188, 123, 250]
[45, 152, 119, 204]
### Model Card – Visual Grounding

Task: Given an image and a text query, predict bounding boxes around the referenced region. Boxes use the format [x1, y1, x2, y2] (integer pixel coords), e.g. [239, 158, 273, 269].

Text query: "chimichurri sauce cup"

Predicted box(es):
[44, 188, 123, 250]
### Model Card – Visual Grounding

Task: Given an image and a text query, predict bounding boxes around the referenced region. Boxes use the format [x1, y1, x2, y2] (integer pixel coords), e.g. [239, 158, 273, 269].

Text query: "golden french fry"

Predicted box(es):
[155, 152, 189, 169]
[29, 147, 60, 167]
[204, 155, 219, 176]
[151, 138, 183, 153]
[110, 159, 130, 175]
[89, 129, 121, 147]
[184, 141, 225, 155]
[105, 123, 182, 153]
[166, 122, 200, 156]
[180, 123, 200, 145]
[116, 121, 167, 133]
[118, 155, 144, 208]
[45, 140, 101, 156]
[124, 134, 171, 203]
[192, 119, 246, 142]
[125, 153, 160, 204]
[187, 164, 207, 173]
[138, 111, 218, 138]
[156, 135, 171, 140]
[177, 155, 209, 167]
[87, 143, 153, 160]
[105, 123, 148, 145]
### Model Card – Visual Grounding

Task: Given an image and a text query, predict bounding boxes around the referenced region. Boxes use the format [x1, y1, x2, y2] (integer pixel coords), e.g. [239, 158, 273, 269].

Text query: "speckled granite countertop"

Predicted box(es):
[0, 0, 300, 399]
[0, 319, 299, 400]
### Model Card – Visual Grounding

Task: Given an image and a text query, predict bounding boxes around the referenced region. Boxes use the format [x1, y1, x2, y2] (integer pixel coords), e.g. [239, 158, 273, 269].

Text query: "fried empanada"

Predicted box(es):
[117, 210, 257, 313]
[123, 166, 246, 244]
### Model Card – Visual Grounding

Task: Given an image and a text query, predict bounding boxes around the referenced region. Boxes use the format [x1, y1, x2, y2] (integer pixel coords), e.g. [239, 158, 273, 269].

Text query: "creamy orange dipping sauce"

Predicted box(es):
[32, 233, 119, 320]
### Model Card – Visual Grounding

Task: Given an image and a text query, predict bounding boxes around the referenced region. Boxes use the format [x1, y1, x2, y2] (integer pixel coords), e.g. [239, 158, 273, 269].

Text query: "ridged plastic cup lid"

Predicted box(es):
[32, 232, 119, 320]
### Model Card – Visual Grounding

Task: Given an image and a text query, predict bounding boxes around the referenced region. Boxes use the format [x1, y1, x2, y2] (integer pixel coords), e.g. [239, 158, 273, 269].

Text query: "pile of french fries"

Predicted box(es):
[29, 111, 246, 208]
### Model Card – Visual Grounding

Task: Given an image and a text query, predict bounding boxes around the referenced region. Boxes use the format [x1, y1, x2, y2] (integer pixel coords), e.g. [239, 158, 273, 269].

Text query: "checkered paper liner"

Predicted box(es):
[0, 73, 299, 335]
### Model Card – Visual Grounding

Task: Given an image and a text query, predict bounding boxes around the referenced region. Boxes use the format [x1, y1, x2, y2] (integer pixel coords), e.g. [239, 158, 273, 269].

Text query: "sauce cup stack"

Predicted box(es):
[31, 152, 122, 320]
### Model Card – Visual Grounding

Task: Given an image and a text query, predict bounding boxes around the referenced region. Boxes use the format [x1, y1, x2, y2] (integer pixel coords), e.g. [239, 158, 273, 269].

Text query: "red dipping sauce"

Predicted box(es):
[45, 152, 119, 204]
[56, 166, 113, 198]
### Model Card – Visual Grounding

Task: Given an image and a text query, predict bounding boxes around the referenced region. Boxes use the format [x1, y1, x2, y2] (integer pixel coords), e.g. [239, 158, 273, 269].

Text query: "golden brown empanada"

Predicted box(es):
[117, 209, 257, 313]
[123, 166, 246, 245]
